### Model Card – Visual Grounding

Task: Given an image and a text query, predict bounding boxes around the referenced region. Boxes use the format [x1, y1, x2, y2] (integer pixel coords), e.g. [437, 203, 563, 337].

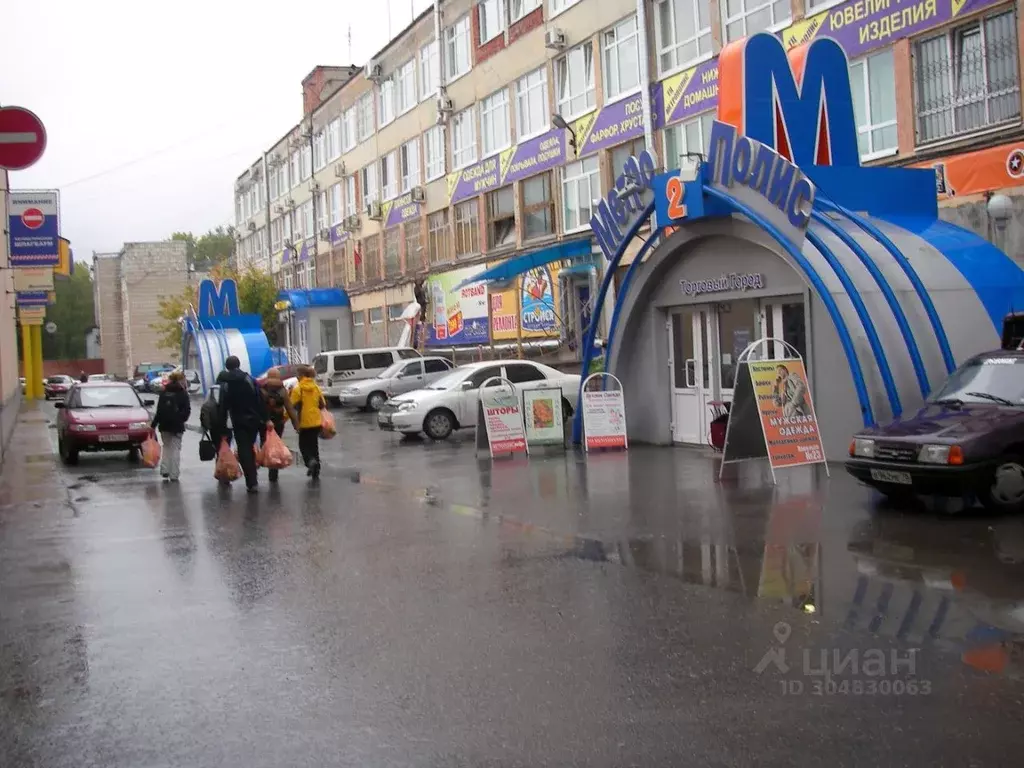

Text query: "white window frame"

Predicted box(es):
[451, 106, 478, 170]
[479, 0, 506, 44]
[602, 15, 642, 101]
[395, 59, 416, 115]
[722, 0, 792, 44]
[512, 0, 542, 23]
[400, 139, 420, 192]
[362, 164, 379, 206]
[425, 125, 446, 181]
[549, 0, 581, 18]
[516, 67, 549, 140]
[420, 41, 439, 102]
[664, 111, 714, 169]
[380, 151, 398, 201]
[345, 175, 357, 217]
[379, 78, 396, 127]
[445, 15, 471, 84]
[289, 151, 301, 189]
[300, 146, 312, 181]
[356, 93, 375, 144]
[302, 200, 314, 238]
[561, 155, 600, 233]
[556, 42, 595, 120]
[849, 49, 898, 161]
[480, 88, 511, 157]
[316, 190, 329, 233]
[313, 130, 327, 171]
[342, 107, 357, 151]
[327, 118, 342, 160]
[654, 0, 713, 78]
[329, 183, 343, 226]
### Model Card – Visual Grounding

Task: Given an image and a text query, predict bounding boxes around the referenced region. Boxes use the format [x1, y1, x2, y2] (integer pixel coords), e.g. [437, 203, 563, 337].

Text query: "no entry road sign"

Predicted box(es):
[0, 106, 47, 171]
[8, 191, 60, 267]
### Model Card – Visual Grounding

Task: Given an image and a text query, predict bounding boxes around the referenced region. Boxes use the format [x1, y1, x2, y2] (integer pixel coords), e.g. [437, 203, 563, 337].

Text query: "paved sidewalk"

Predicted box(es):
[0, 401, 65, 509]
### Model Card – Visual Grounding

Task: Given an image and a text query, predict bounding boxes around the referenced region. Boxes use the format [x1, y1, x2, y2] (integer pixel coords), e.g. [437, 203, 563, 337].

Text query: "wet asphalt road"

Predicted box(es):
[2, 401, 1024, 766]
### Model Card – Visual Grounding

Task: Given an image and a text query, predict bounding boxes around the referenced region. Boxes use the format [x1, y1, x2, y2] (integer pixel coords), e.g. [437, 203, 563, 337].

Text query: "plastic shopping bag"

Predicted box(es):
[262, 423, 293, 469]
[141, 433, 161, 469]
[320, 408, 337, 440]
[214, 437, 242, 482]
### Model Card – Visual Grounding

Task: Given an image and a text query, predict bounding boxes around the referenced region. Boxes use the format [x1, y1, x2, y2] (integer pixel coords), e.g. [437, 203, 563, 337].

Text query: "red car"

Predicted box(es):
[55, 382, 155, 465]
[44, 375, 75, 400]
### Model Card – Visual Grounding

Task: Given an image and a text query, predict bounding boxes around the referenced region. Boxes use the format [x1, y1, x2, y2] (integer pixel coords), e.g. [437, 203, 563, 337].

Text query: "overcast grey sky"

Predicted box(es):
[1, 0, 433, 263]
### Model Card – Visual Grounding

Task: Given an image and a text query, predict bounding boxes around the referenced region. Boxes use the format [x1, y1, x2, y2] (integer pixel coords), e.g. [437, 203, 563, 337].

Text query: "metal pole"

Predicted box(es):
[515, 278, 524, 358]
[21, 323, 33, 399]
[31, 325, 44, 399]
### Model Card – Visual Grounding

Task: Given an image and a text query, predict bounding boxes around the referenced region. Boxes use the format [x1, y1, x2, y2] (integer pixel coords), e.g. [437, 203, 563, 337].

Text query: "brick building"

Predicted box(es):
[92, 241, 191, 377]
[232, 0, 1024, 352]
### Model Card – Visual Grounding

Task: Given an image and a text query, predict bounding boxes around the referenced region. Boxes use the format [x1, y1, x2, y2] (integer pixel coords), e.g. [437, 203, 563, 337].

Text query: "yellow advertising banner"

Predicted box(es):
[489, 261, 563, 341]
[13, 267, 54, 293]
[18, 306, 46, 325]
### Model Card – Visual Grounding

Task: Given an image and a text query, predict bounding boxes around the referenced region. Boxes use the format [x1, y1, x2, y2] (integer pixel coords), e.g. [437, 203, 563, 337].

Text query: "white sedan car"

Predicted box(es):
[377, 360, 581, 440]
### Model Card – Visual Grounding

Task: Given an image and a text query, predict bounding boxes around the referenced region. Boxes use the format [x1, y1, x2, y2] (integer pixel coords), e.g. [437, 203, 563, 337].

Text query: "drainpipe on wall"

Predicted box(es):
[635, 0, 654, 155]
[434, 0, 445, 95]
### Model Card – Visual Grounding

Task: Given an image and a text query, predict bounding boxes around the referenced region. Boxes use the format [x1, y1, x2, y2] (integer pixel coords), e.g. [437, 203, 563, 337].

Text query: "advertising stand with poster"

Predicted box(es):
[581, 373, 628, 452]
[522, 386, 566, 450]
[475, 377, 528, 459]
[720, 338, 828, 484]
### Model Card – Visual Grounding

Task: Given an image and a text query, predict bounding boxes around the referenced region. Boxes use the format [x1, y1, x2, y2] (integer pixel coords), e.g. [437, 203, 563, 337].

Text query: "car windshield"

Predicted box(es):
[76, 386, 141, 409]
[929, 357, 1024, 405]
[427, 368, 472, 390]
[47, 376, 68, 384]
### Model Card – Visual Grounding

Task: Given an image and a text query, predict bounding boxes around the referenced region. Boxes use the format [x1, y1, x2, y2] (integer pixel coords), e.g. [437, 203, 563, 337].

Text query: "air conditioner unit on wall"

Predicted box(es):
[365, 61, 382, 81]
[286, 198, 296, 209]
[334, 163, 346, 178]
[319, 228, 331, 240]
[247, 222, 257, 232]
[411, 187, 426, 203]
[310, 180, 321, 192]
[366, 202, 383, 220]
[343, 215, 361, 232]
[436, 95, 453, 123]
[274, 204, 286, 215]
[545, 28, 566, 50]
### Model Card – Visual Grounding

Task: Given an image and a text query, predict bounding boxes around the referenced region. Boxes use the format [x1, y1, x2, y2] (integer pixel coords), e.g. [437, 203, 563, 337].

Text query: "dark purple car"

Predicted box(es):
[847, 350, 1024, 512]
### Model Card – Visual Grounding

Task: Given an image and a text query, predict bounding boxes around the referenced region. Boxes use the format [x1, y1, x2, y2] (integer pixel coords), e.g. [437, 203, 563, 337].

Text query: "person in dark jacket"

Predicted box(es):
[259, 369, 298, 484]
[216, 356, 267, 492]
[151, 371, 191, 481]
[79, 371, 88, 383]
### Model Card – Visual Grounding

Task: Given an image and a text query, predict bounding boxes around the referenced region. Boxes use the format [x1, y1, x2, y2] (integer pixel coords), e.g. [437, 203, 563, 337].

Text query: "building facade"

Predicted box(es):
[233, 0, 1024, 358]
[93, 241, 191, 377]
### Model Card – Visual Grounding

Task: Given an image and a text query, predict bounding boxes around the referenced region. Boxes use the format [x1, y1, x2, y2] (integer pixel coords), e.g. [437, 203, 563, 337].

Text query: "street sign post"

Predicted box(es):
[0, 107, 47, 171]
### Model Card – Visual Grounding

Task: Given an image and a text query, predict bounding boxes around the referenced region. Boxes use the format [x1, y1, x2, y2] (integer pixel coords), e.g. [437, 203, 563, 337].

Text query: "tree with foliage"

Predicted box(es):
[40, 268, 96, 360]
[151, 264, 279, 353]
[172, 226, 236, 272]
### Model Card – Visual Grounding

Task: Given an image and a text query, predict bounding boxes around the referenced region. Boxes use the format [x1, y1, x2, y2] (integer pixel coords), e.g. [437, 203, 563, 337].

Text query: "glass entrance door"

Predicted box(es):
[669, 308, 711, 444]
[759, 298, 807, 364]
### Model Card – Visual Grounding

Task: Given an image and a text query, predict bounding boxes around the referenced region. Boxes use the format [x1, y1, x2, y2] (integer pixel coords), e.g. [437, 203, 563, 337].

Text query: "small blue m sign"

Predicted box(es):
[197, 278, 239, 319]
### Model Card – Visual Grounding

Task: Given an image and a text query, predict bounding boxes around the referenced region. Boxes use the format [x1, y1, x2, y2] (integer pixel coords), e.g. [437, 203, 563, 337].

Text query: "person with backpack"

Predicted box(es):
[259, 369, 298, 483]
[289, 365, 325, 480]
[150, 371, 191, 482]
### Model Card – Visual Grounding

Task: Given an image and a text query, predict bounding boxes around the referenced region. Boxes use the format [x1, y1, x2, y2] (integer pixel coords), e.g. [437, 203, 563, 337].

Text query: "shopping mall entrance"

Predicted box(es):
[668, 296, 807, 445]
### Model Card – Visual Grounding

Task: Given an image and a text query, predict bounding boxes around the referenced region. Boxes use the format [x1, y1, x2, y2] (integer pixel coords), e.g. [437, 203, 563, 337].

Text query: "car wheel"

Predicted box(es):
[423, 409, 455, 440]
[127, 446, 140, 463]
[59, 436, 78, 466]
[367, 391, 387, 411]
[979, 455, 1024, 512]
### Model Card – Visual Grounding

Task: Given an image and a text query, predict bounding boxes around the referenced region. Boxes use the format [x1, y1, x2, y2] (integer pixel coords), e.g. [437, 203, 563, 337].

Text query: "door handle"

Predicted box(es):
[685, 359, 696, 388]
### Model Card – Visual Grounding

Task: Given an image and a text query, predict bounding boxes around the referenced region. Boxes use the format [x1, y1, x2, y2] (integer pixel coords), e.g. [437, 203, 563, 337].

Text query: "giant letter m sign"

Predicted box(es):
[197, 278, 239, 319]
[717, 33, 860, 169]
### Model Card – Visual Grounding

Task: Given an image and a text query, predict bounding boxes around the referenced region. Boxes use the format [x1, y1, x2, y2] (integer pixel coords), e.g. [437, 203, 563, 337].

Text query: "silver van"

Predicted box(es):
[314, 346, 421, 401]
[339, 356, 454, 410]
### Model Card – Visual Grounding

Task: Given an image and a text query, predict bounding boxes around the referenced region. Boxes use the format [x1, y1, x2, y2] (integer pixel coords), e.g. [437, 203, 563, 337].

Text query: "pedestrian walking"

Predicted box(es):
[290, 365, 326, 480]
[216, 356, 268, 493]
[79, 371, 88, 383]
[151, 370, 191, 482]
[260, 369, 298, 484]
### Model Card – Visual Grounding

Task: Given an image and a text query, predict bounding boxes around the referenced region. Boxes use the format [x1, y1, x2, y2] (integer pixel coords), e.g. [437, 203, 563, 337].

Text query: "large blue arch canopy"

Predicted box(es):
[455, 238, 593, 289]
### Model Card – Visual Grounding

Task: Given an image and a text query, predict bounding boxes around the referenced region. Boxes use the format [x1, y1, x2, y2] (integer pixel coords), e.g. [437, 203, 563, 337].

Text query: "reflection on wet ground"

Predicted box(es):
[2, 403, 1024, 765]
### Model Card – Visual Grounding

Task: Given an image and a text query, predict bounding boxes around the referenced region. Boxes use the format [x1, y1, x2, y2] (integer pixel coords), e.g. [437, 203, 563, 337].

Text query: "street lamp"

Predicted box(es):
[987, 192, 1013, 253]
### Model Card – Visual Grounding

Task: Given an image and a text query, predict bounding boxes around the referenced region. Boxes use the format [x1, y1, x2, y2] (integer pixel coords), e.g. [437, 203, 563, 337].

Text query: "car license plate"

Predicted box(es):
[99, 434, 128, 443]
[870, 469, 912, 485]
